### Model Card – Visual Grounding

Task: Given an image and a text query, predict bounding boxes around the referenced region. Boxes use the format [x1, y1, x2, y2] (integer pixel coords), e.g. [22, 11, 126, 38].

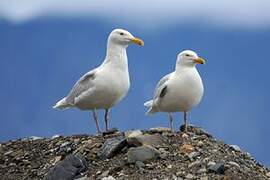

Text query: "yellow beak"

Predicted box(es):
[130, 37, 144, 46]
[193, 57, 206, 64]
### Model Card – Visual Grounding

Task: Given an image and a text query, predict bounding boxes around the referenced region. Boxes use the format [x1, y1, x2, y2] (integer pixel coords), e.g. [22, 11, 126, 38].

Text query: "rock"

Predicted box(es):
[75, 177, 91, 180]
[98, 136, 127, 159]
[228, 161, 240, 169]
[208, 163, 226, 175]
[60, 141, 70, 148]
[229, 145, 241, 152]
[52, 135, 61, 139]
[185, 173, 195, 179]
[127, 134, 165, 147]
[124, 130, 143, 138]
[98, 170, 110, 179]
[102, 127, 119, 136]
[266, 172, 270, 177]
[179, 125, 212, 138]
[44, 153, 87, 180]
[197, 168, 207, 174]
[101, 176, 116, 180]
[207, 161, 216, 167]
[200, 176, 208, 180]
[149, 127, 172, 133]
[135, 161, 145, 169]
[179, 144, 194, 155]
[188, 151, 200, 160]
[23, 136, 43, 141]
[127, 145, 160, 163]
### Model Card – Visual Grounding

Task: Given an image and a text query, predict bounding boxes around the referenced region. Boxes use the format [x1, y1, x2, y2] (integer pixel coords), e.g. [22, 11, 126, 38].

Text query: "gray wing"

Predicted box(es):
[65, 69, 97, 104]
[153, 73, 171, 100]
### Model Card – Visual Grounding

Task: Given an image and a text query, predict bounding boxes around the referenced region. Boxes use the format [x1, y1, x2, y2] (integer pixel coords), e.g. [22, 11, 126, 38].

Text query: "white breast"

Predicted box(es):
[158, 68, 204, 112]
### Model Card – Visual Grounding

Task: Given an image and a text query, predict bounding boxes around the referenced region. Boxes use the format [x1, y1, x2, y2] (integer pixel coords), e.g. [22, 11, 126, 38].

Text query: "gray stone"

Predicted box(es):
[52, 134, 61, 139]
[125, 130, 143, 138]
[75, 177, 91, 180]
[60, 141, 70, 148]
[98, 136, 127, 159]
[22, 136, 43, 141]
[44, 153, 87, 180]
[149, 127, 172, 133]
[207, 161, 216, 167]
[127, 145, 160, 163]
[228, 161, 240, 169]
[208, 163, 226, 174]
[101, 176, 116, 180]
[230, 145, 241, 152]
[135, 161, 145, 168]
[188, 151, 200, 160]
[200, 177, 208, 180]
[127, 134, 165, 147]
[197, 168, 207, 174]
[185, 173, 194, 179]
[179, 125, 212, 138]
[102, 127, 119, 135]
[98, 170, 110, 178]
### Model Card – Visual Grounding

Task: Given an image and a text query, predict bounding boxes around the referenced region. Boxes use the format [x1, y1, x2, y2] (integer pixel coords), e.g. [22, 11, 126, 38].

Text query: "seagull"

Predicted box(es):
[53, 29, 144, 134]
[144, 50, 205, 132]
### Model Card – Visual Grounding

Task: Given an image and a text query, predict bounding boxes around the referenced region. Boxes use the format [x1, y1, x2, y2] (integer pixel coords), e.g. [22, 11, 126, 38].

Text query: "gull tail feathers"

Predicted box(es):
[144, 100, 158, 115]
[53, 97, 71, 110]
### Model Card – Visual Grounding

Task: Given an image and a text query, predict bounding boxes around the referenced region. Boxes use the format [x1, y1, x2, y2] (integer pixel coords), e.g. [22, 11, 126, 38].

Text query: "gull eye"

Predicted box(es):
[119, 32, 124, 35]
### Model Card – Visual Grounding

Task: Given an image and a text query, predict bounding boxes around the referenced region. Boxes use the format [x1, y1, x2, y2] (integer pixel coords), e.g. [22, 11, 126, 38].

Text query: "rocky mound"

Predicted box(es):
[0, 126, 269, 180]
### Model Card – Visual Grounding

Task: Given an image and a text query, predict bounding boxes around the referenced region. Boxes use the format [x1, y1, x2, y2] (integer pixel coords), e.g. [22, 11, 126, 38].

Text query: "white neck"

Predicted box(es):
[102, 41, 128, 71]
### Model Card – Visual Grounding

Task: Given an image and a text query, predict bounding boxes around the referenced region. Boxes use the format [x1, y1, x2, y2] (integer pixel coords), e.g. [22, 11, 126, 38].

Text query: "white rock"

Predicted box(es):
[230, 145, 241, 152]
[52, 134, 61, 139]
[125, 130, 143, 138]
[149, 127, 171, 133]
[228, 161, 240, 169]
[207, 161, 216, 167]
[101, 176, 116, 180]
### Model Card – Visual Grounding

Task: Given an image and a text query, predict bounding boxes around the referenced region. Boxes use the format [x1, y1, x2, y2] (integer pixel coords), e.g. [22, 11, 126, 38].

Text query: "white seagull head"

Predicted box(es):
[176, 50, 205, 68]
[108, 29, 144, 47]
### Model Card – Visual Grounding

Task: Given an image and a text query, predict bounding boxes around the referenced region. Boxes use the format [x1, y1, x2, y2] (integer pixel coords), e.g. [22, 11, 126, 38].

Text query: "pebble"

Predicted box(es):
[98, 136, 127, 159]
[125, 130, 143, 138]
[127, 145, 160, 163]
[188, 151, 200, 160]
[127, 134, 164, 147]
[60, 141, 70, 148]
[179, 144, 194, 155]
[179, 125, 212, 138]
[230, 145, 241, 152]
[99, 170, 109, 178]
[200, 176, 208, 180]
[101, 176, 116, 180]
[149, 127, 172, 133]
[228, 161, 240, 169]
[135, 161, 145, 169]
[51, 134, 61, 139]
[197, 168, 207, 174]
[102, 127, 119, 136]
[75, 177, 91, 180]
[185, 173, 194, 179]
[207, 161, 216, 167]
[4, 150, 13, 156]
[208, 162, 226, 174]
[23, 136, 43, 141]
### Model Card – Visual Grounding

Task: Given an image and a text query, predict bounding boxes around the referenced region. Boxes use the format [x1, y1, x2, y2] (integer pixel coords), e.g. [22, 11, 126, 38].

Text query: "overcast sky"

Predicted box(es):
[1, 0, 270, 28]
